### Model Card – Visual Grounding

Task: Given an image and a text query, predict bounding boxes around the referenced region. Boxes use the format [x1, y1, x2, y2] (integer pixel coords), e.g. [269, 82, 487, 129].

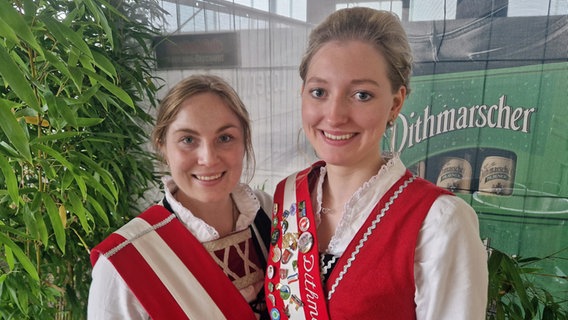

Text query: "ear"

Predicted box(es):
[390, 86, 406, 120]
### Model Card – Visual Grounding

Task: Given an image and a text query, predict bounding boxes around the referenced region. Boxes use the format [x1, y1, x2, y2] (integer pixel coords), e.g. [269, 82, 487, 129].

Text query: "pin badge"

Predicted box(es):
[272, 247, 282, 263]
[267, 265, 275, 279]
[279, 285, 291, 300]
[299, 216, 310, 232]
[270, 308, 280, 320]
[271, 229, 280, 245]
[298, 232, 314, 253]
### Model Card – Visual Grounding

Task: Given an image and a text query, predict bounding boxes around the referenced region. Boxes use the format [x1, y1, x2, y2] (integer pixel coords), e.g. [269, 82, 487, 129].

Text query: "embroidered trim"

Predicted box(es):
[327, 175, 416, 300]
[327, 156, 401, 255]
[320, 254, 338, 278]
[104, 213, 177, 259]
[203, 229, 263, 290]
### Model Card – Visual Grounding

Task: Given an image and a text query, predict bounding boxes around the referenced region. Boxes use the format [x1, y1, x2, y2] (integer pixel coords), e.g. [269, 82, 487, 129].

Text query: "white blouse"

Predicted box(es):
[315, 157, 489, 320]
[87, 177, 272, 320]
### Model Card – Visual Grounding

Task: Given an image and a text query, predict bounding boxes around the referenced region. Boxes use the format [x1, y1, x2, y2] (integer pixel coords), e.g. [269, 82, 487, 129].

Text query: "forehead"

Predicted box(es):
[308, 40, 390, 80]
[168, 92, 242, 132]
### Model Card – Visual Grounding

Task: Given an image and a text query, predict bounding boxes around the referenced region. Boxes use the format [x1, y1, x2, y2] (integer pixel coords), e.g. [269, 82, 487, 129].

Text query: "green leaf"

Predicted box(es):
[86, 194, 109, 226]
[44, 90, 78, 128]
[42, 193, 66, 253]
[82, 0, 114, 46]
[0, 13, 20, 44]
[75, 117, 105, 127]
[0, 233, 39, 281]
[31, 143, 74, 170]
[0, 141, 20, 158]
[67, 190, 91, 233]
[71, 151, 118, 201]
[0, 0, 43, 53]
[4, 244, 15, 270]
[39, 15, 93, 59]
[502, 255, 534, 315]
[27, 193, 49, 246]
[17, 288, 29, 315]
[32, 144, 88, 199]
[31, 131, 84, 144]
[92, 50, 117, 78]
[79, 68, 134, 107]
[0, 154, 19, 206]
[22, 205, 40, 241]
[0, 100, 32, 162]
[43, 49, 76, 87]
[0, 47, 40, 113]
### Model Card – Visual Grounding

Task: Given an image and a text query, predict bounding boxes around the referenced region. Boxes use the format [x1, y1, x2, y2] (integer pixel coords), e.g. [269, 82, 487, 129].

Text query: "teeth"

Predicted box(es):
[195, 173, 222, 181]
[324, 131, 354, 141]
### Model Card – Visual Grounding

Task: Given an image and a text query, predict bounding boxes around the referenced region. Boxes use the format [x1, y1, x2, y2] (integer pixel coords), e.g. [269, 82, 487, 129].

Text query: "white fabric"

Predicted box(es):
[87, 179, 272, 320]
[314, 157, 489, 320]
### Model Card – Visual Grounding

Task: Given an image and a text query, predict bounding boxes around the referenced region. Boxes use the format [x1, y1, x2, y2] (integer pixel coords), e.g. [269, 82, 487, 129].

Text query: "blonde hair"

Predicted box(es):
[299, 7, 413, 95]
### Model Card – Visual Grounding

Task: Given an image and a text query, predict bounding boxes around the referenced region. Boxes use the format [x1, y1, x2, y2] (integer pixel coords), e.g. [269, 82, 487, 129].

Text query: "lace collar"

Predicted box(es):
[161, 176, 261, 242]
[314, 156, 406, 255]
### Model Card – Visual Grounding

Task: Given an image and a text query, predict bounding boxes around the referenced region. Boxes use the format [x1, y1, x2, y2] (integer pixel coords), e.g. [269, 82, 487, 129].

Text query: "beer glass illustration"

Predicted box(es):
[436, 157, 473, 193]
[478, 156, 515, 195]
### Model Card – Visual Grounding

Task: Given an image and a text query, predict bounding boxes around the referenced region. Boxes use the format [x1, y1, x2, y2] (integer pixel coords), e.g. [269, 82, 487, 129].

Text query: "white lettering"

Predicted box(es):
[303, 257, 319, 319]
[395, 95, 536, 150]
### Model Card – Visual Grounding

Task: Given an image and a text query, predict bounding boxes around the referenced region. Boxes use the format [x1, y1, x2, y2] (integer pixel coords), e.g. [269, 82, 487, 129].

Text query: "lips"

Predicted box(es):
[194, 173, 223, 181]
[323, 131, 355, 141]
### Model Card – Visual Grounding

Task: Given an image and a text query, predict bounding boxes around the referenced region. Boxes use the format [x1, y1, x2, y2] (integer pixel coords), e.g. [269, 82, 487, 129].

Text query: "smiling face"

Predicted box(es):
[301, 40, 406, 169]
[160, 92, 245, 205]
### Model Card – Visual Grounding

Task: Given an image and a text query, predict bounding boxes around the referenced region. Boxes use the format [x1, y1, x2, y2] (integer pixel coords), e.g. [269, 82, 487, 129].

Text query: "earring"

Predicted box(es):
[388, 120, 394, 127]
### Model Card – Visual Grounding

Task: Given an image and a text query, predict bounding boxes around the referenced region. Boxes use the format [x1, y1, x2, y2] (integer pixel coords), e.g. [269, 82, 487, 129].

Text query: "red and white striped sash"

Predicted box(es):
[91, 205, 256, 320]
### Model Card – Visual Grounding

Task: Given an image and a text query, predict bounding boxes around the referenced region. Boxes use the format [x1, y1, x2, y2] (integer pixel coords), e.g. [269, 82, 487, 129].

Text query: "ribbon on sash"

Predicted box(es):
[265, 164, 330, 320]
[91, 205, 256, 320]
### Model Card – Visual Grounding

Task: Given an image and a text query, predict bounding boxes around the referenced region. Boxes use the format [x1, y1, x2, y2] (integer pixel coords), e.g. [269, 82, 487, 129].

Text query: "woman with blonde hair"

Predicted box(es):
[89, 74, 272, 319]
[265, 8, 488, 320]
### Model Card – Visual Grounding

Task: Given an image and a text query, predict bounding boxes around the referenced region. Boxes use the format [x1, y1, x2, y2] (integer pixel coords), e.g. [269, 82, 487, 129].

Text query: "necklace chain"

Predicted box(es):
[320, 207, 334, 214]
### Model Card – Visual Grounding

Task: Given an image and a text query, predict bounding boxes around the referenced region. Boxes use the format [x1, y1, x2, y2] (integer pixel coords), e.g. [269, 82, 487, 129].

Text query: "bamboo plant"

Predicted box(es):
[0, 0, 164, 318]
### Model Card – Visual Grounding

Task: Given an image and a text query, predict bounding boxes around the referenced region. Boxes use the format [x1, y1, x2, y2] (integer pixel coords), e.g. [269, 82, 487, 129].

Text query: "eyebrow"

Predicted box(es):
[305, 76, 380, 87]
[172, 124, 240, 135]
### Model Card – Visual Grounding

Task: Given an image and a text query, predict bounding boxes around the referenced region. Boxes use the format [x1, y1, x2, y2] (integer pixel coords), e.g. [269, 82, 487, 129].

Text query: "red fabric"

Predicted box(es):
[90, 205, 256, 320]
[325, 172, 450, 320]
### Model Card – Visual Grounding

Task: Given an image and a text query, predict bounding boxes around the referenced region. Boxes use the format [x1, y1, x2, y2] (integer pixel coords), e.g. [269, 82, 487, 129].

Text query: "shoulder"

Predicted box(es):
[91, 205, 172, 264]
[427, 194, 479, 228]
[252, 189, 273, 217]
[233, 183, 273, 220]
[418, 194, 484, 253]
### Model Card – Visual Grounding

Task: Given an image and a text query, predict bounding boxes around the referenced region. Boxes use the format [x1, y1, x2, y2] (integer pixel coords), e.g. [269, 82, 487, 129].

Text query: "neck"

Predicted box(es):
[324, 157, 386, 205]
[174, 192, 237, 237]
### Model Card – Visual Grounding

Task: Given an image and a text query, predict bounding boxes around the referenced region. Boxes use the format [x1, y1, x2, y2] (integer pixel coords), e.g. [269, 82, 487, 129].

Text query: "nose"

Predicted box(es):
[326, 96, 349, 126]
[197, 142, 219, 166]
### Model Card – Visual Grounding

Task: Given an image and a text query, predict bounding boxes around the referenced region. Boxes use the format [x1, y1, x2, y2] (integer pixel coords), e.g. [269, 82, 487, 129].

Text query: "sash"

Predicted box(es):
[265, 163, 330, 320]
[90, 205, 256, 320]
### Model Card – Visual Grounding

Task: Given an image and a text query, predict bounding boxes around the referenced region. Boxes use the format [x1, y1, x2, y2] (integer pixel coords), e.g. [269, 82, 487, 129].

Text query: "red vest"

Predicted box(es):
[325, 171, 449, 319]
[265, 162, 450, 320]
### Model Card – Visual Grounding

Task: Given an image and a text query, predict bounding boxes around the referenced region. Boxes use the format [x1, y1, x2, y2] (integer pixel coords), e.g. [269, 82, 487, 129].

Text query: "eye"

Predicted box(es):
[181, 136, 194, 144]
[218, 134, 233, 143]
[354, 91, 372, 101]
[309, 88, 325, 98]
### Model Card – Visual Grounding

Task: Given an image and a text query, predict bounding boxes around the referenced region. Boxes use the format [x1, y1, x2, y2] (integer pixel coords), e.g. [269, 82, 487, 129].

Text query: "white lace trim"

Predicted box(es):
[161, 176, 261, 242]
[315, 156, 406, 256]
